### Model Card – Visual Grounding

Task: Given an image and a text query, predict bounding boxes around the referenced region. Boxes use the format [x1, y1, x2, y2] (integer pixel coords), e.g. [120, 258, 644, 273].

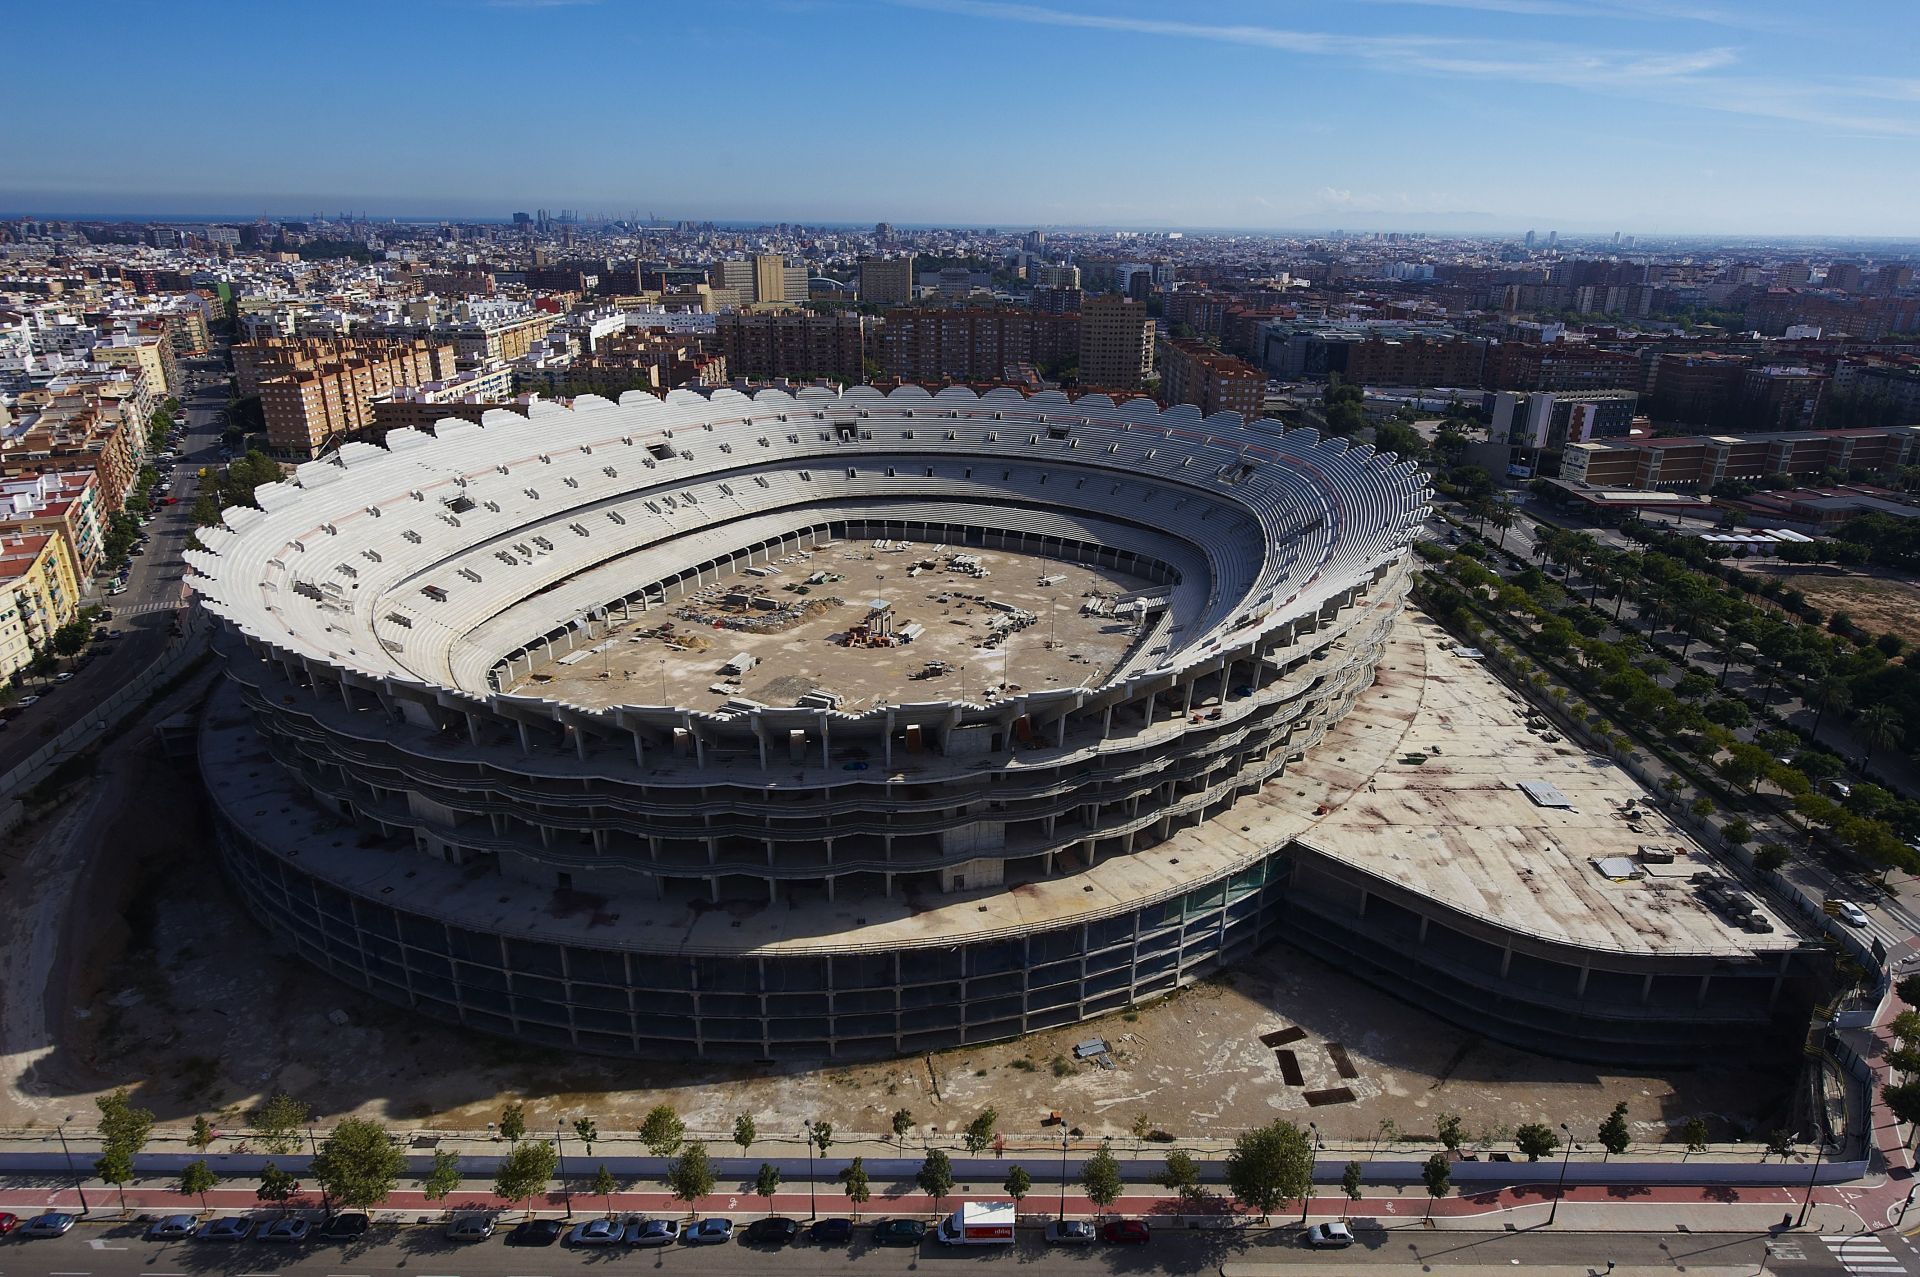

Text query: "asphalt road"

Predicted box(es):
[0, 361, 225, 777]
[0, 1219, 1902, 1277]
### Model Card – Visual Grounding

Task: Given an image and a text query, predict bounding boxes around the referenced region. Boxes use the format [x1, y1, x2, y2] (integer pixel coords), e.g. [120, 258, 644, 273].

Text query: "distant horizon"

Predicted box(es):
[4, 1, 1913, 237]
[7, 205, 1920, 250]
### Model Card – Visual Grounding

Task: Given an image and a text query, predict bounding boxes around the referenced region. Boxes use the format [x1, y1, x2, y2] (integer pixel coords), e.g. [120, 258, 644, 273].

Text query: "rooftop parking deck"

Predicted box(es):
[206, 607, 1794, 964]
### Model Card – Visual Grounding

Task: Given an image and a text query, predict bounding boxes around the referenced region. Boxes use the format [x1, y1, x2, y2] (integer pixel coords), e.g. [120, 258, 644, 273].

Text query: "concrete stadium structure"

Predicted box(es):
[195, 382, 1802, 1066]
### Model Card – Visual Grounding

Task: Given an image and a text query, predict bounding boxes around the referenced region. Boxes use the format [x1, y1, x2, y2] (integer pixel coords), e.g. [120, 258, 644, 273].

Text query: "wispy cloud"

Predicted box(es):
[894, 0, 1916, 137]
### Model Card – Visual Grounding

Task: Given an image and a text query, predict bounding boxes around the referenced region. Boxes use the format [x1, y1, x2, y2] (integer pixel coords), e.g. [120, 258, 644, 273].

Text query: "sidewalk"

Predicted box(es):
[0, 1176, 1869, 1236]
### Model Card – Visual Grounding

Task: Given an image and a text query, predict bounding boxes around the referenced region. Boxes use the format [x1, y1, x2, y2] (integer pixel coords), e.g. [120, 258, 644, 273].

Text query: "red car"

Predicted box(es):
[164, 497, 179, 505]
[0, 1212, 17, 1234]
[1101, 1219, 1150, 1245]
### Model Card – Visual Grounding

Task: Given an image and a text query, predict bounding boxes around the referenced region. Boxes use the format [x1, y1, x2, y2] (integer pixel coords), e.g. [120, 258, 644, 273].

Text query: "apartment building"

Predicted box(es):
[0, 471, 103, 580]
[754, 254, 807, 306]
[1649, 351, 1751, 425]
[1483, 341, 1646, 393]
[879, 308, 1079, 383]
[1078, 294, 1154, 390]
[1739, 365, 1828, 432]
[1561, 424, 1920, 488]
[248, 337, 458, 457]
[89, 331, 179, 399]
[0, 532, 81, 679]
[858, 256, 916, 307]
[440, 312, 555, 365]
[0, 388, 143, 511]
[1159, 339, 1263, 422]
[713, 311, 869, 382]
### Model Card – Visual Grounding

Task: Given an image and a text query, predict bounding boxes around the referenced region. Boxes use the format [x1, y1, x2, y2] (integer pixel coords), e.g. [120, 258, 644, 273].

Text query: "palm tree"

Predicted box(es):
[1809, 673, 1851, 739]
[1490, 505, 1514, 551]
[1859, 705, 1905, 769]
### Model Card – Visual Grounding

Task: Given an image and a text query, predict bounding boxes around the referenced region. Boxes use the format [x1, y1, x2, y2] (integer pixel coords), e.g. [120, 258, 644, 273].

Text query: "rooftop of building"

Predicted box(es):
[203, 611, 1791, 963]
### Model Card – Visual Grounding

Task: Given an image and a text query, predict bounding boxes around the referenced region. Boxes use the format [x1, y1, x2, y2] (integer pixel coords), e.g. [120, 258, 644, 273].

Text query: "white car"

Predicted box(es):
[1835, 900, 1871, 927]
[1305, 1222, 1355, 1248]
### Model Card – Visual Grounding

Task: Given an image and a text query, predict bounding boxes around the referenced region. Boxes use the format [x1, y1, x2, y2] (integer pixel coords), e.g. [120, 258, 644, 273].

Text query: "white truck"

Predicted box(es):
[935, 1200, 1016, 1246]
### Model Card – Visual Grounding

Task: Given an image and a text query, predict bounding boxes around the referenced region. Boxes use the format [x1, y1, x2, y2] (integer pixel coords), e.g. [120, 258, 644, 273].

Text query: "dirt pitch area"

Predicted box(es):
[1743, 563, 1920, 650]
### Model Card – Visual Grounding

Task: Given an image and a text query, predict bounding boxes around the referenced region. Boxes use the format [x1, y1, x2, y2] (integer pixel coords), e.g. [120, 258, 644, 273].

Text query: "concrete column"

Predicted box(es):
[1576, 962, 1591, 997]
[1641, 972, 1654, 1004]
[1696, 972, 1712, 1005]
[883, 710, 895, 768]
[516, 721, 532, 755]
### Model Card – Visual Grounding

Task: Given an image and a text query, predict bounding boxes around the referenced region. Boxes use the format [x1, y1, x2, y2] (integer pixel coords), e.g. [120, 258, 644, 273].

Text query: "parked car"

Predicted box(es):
[1101, 1219, 1151, 1245]
[53, 672, 73, 682]
[744, 1217, 800, 1245]
[1044, 1219, 1096, 1245]
[1305, 1222, 1355, 1249]
[681, 1218, 734, 1244]
[567, 1219, 624, 1247]
[146, 1214, 198, 1240]
[0, 1212, 17, 1235]
[626, 1218, 679, 1247]
[808, 1217, 853, 1244]
[445, 1214, 494, 1242]
[872, 1218, 927, 1247]
[317, 1212, 369, 1241]
[194, 1217, 254, 1242]
[17, 696, 39, 707]
[257, 1218, 311, 1242]
[507, 1219, 563, 1246]
[20, 1213, 76, 1237]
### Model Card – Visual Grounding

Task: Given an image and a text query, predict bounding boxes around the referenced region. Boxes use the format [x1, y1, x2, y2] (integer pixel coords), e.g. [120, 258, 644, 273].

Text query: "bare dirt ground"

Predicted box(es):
[506, 541, 1152, 713]
[1743, 562, 1920, 649]
[0, 756, 1789, 1150]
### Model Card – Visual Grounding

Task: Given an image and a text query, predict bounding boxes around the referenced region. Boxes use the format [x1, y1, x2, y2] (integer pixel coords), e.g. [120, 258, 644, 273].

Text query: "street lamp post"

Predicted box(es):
[1547, 1123, 1573, 1226]
[56, 1115, 89, 1216]
[1058, 1127, 1071, 1222]
[1795, 1132, 1825, 1228]
[554, 1124, 573, 1218]
[1302, 1122, 1319, 1224]
[306, 1122, 333, 1216]
[804, 1122, 818, 1221]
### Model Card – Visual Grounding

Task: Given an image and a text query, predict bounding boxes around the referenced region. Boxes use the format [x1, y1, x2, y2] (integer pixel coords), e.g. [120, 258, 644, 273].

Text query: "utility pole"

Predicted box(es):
[1547, 1123, 1573, 1225]
[55, 1116, 89, 1215]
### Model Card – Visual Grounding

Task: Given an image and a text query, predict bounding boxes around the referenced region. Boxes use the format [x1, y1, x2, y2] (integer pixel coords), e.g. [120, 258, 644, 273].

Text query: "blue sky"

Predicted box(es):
[3, 0, 1915, 234]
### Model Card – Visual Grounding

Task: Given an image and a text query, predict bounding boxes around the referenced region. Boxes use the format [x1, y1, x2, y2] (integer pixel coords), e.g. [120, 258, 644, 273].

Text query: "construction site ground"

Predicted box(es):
[505, 540, 1153, 713]
[0, 618, 1794, 1151]
[1743, 562, 1920, 651]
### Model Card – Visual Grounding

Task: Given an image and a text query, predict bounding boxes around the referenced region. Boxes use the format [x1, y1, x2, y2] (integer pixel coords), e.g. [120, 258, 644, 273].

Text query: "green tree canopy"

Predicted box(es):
[256, 1161, 300, 1213]
[755, 1161, 782, 1207]
[1514, 1123, 1559, 1162]
[249, 1091, 309, 1155]
[1080, 1140, 1125, 1213]
[732, 1114, 755, 1152]
[916, 1149, 956, 1213]
[493, 1138, 558, 1213]
[842, 1156, 872, 1217]
[498, 1100, 526, 1143]
[591, 1164, 618, 1212]
[421, 1148, 461, 1202]
[1224, 1120, 1312, 1221]
[639, 1104, 684, 1157]
[177, 1158, 221, 1209]
[666, 1143, 715, 1215]
[1420, 1152, 1452, 1218]
[1597, 1103, 1632, 1158]
[1003, 1164, 1032, 1203]
[311, 1117, 406, 1209]
[962, 1107, 999, 1154]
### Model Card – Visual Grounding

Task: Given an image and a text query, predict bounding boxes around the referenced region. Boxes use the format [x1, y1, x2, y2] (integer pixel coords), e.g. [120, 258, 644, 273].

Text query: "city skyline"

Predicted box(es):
[3, 0, 1915, 235]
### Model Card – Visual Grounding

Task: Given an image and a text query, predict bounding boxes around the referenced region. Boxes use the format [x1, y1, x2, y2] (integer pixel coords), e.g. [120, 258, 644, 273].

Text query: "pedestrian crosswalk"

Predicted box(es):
[1824, 1234, 1909, 1274]
[109, 600, 183, 617]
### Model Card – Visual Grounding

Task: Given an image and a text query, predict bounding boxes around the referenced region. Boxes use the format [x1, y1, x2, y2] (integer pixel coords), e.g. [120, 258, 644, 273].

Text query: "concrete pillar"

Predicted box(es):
[1696, 972, 1712, 1005]
[1576, 962, 1591, 997]
[516, 721, 532, 755]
